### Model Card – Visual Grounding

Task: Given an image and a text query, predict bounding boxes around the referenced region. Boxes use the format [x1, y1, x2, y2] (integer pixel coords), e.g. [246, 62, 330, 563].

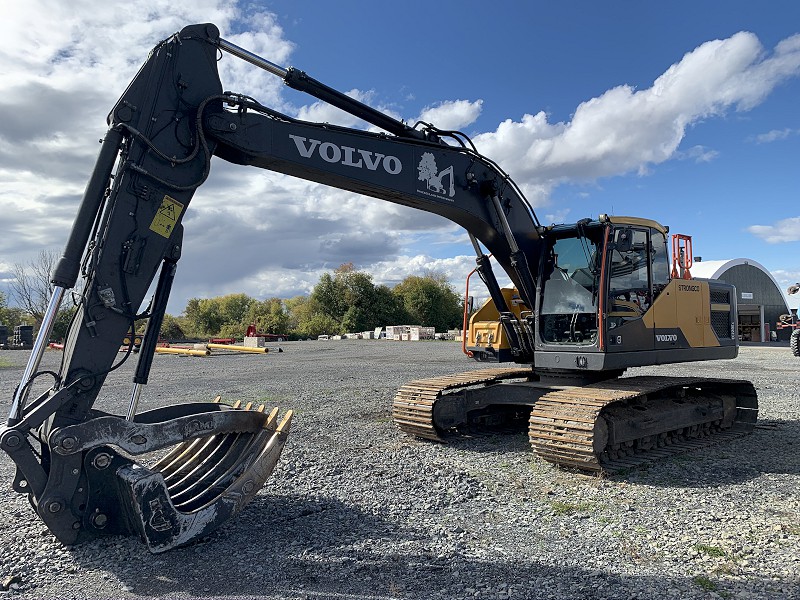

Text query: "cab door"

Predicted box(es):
[604, 227, 654, 352]
[648, 228, 688, 350]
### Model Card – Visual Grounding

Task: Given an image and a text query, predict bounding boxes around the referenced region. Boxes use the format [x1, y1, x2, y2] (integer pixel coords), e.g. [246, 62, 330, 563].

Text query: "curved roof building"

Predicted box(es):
[691, 258, 790, 342]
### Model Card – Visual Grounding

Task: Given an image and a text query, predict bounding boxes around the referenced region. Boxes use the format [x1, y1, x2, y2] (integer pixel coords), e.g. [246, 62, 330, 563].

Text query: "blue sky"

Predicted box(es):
[1, 1, 799, 313]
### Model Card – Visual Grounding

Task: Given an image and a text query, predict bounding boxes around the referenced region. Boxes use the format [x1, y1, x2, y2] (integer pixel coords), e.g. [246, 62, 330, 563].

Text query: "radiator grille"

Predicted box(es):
[711, 311, 732, 339]
[710, 289, 731, 304]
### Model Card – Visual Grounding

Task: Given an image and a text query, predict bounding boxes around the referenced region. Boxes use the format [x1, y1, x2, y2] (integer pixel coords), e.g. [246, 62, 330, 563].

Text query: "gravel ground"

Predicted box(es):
[0, 341, 798, 600]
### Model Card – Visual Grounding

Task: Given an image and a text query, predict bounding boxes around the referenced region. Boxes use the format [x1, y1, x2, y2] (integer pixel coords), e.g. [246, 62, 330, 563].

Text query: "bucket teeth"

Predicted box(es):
[114, 399, 292, 552]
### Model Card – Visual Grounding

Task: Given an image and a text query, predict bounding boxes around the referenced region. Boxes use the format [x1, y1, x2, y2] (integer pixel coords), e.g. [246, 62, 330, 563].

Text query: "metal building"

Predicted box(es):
[691, 258, 790, 342]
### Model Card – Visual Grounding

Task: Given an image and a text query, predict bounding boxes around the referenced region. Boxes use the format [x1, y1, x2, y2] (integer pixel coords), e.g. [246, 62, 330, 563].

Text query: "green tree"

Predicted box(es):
[285, 295, 334, 338]
[341, 305, 368, 333]
[183, 298, 221, 337]
[218, 294, 255, 327]
[373, 284, 409, 326]
[51, 308, 75, 342]
[392, 272, 462, 332]
[159, 314, 186, 340]
[0, 306, 30, 329]
[308, 263, 406, 334]
[284, 295, 309, 332]
[311, 272, 347, 323]
[300, 312, 340, 339]
[246, 298, 291, 335]
[0, 291, 10, 326]
[183, 293, 255, 337]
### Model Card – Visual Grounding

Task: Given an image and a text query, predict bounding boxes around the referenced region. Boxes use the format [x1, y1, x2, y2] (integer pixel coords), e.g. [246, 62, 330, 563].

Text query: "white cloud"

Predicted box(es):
[368, 254, 512, 306]
[772, 268, 800, 310]
[748, 217, 800, 243]
[542, 208, 572, 225]
[752, 128, 797, 144]
[677, 145, 720, 163]
[473, 32, 800, 202]
[416, 100, 483, 131]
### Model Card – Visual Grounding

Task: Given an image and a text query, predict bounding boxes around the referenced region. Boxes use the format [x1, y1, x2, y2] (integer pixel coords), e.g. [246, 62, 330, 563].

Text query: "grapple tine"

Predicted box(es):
[161, 435, 237, 492]
[276, 410, 293, 433]
[168, 429, 272, 511]
[166, 433, 249, 501]
[152, 435, 220, 477]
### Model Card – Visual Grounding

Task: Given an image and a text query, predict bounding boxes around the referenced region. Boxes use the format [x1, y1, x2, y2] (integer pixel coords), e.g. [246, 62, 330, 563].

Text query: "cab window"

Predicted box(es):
[608, 228, 650, 316]
[650, 229, 670, 295]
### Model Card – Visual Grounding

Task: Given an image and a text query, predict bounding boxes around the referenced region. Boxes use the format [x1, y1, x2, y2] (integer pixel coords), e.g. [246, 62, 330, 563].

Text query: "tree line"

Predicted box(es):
[168, 263, 463, 340]
[3, 255, 464, 341]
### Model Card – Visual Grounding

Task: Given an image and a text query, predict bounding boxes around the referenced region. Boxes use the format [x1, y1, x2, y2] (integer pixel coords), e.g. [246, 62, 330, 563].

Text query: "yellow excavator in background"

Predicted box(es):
[2, 24, 756, 552]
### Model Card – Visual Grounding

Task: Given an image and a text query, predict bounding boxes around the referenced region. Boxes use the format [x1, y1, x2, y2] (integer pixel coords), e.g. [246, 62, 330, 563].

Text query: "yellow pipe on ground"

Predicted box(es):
[155, 347, 210, 356]
[206, 343, 269, 354]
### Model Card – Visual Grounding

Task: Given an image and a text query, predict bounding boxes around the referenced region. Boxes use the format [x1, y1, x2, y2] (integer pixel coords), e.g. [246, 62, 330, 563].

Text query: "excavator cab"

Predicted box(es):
[467, 215, 739, 371]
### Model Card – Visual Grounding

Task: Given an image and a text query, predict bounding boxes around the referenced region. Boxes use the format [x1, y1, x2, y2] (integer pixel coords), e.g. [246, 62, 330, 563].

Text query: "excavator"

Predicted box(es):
[1, 24, 757, 553]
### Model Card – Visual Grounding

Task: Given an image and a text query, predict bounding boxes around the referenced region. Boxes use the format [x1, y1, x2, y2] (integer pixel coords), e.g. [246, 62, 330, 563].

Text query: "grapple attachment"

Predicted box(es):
[4, 399, 292, 553]
[116, 402, 292, 552]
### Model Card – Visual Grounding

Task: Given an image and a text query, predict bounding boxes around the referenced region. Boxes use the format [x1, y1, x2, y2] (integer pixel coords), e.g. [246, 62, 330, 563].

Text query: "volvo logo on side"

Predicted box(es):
[288, 135, 402, 174]
[656, 334, 678, 342]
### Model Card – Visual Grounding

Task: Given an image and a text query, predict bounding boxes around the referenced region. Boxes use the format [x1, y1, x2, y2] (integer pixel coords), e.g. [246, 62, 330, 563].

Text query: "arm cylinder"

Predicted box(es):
[282, 69, 426, 140]
[217, 38, 287, 77]
[216, 38, 426, 141]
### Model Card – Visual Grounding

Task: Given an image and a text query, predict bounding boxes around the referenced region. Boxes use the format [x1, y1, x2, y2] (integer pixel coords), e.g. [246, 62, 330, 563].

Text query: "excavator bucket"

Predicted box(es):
[3, 398, 292, 553]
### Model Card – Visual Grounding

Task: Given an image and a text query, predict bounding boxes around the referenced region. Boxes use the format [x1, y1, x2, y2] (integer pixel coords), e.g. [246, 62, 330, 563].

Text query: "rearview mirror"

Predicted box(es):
[616, 228, 633, 253]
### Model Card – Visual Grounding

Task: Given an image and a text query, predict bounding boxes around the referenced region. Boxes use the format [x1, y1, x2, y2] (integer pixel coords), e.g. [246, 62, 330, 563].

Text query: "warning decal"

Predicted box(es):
[149, 195, 184, 238]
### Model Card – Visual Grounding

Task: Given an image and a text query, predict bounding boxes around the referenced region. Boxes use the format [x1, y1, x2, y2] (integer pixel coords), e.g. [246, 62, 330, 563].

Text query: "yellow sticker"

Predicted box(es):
[149, 195, 184, 238]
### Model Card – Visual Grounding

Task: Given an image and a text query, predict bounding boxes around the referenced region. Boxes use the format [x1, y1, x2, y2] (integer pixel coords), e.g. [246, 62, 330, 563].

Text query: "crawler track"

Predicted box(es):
[391, 367, 533, 440]
[529, 376, 758, 473]
[393, 370, 758, 473]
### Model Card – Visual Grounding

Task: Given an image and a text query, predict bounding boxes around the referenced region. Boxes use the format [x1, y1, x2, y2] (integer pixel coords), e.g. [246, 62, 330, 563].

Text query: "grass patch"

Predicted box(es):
[694, 543, 726, 558]
[549, 500, 594, 515]
[0, 357, 14, 368]
[692, 575, 717, 591]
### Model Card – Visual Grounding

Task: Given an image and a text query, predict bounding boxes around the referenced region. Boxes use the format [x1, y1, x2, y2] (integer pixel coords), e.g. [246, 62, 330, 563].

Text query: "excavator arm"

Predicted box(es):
[2, 23, 543, 551]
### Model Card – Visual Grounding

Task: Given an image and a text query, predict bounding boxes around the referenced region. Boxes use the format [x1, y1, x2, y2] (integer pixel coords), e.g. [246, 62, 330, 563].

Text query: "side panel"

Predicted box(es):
[648, 279, 711, 349]
[648, 279, 729, 350]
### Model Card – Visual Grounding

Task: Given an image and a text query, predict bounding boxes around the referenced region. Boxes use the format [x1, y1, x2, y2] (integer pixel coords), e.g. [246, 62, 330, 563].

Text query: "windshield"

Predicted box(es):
[539, 229, 602, 345]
